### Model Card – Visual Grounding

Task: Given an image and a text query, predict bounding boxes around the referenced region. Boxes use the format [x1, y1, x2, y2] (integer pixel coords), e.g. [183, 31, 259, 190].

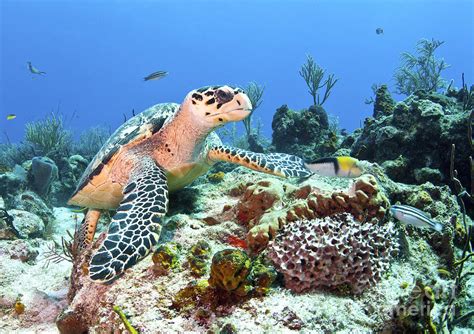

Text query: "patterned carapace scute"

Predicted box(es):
[73, 103, 179, 196]
[267, 213, 398, 294]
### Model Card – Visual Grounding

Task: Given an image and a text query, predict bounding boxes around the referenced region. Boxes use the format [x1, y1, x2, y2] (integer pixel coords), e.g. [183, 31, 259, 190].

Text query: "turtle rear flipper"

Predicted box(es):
[89, 158, 168, 283]
[207, 145, 313, 178]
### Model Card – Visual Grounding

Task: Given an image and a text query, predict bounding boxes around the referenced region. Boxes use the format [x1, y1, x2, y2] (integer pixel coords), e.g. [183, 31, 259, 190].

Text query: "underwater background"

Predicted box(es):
[1, 1, 474, 333]
[1, 0, 473, 141]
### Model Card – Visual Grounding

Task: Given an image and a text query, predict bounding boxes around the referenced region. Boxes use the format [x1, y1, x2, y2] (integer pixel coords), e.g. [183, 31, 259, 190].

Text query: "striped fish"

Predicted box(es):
[305, 156, 363, 178]
[390, 204, 443, 232]
[143, 70, 168, 81]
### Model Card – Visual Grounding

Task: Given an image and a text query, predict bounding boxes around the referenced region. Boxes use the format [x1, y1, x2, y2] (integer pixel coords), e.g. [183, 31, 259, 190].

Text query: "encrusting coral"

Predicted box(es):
[208, 249, 252, 297]
[391, 280, 437, 333]
[152, 242, 181, 273]
[238, 174, 389, 253]
[187, 240, 211, 277]
[267, 213, 398, 294]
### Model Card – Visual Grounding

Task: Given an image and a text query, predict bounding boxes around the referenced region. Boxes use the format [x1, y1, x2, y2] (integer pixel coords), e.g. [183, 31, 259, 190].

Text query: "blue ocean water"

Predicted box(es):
[1, 0, 473, 142]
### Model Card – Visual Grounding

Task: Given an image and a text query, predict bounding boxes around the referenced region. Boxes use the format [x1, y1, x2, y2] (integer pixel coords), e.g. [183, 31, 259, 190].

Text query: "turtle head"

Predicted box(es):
[182, 85, 252, 129]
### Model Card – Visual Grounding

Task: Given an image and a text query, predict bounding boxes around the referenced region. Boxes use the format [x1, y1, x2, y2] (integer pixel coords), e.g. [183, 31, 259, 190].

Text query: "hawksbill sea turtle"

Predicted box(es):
[68, 85, 354, 283]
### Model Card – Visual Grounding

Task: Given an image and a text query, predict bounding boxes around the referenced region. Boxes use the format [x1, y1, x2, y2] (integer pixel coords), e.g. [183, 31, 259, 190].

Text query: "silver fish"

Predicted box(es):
[390, 204, 443, 232]
[144, 70, 168, 81]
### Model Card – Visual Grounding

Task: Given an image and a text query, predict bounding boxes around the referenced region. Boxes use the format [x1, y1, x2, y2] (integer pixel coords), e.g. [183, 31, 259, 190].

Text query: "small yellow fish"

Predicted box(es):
[6, 114, 16, 120]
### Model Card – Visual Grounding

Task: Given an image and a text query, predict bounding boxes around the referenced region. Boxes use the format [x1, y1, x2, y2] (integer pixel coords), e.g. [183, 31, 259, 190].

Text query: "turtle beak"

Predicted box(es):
[225, 107, 252, 121]
[221, 91, 252, 122]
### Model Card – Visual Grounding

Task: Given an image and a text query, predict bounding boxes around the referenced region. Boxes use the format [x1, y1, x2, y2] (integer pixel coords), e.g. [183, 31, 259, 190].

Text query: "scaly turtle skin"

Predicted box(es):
[68, 85, 314, 283]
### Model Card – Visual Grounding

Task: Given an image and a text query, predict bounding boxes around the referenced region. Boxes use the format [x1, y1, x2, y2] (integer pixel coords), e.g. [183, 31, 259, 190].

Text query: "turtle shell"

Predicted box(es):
[71, 103, 179, 197]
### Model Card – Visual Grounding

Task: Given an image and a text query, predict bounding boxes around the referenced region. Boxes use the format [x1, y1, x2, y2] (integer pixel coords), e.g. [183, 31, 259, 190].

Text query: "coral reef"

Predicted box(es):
[24, 113, 73, 162]
[271, 104, 342, 161]
[351, 88, 472, 187]
[394, 38, 449, 95]
[239, 174, 389, 253]
[0, 132, 469, 333]
[299, 54, 338, 106]
[268, 214, 397, 294]
[242, 81, 265, 147]
[8, 209, 45, 239]
[391, 280, 437, 333]
[0, 166, 464, 333]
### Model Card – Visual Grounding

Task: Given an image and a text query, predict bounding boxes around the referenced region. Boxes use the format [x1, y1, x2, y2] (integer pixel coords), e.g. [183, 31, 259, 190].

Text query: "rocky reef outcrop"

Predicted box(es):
[38, 163, 468, 333]
[351, 87, 472, 186]
[271, 104, 340, 161]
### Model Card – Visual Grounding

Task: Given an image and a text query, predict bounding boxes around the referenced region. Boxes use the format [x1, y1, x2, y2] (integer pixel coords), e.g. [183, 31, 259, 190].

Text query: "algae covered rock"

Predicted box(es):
[4, 239, 39, 262]
[9, 209, 45, 239]
[152, 242, 181, 273]
[373, 85, 395, 118]
[352, 90, 472, 186]
[0, 166, 27, 201]
[12, 191, 54, 226]
[207, 171, 225, 183]
[391, 280, 437, 333]
[208, 249, 252, 296]
[187, 240, 211, 277]
[247, 255, 277, 296]
[271, 104, 338, 161]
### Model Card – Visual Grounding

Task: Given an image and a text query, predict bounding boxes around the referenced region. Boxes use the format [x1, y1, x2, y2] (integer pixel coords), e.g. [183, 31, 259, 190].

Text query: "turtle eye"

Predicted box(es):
[215, 89, 234, 104]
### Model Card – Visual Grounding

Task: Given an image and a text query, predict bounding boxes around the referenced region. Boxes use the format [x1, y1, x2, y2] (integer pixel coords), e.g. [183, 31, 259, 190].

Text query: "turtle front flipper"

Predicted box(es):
[89, 158, 168, 283]
[207, 145, 313, 178]
[76, 209, 101, 254]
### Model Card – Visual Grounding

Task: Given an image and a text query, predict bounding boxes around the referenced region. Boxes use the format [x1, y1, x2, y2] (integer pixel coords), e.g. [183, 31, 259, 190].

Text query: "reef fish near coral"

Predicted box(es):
[390, 204, 443, 232]
[305, 156, 363, 178]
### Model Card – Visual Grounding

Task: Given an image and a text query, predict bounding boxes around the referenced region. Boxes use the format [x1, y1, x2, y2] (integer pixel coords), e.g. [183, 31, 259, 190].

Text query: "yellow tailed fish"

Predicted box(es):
[6, 114, 16, 120]
[305, 156, 363, 178]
